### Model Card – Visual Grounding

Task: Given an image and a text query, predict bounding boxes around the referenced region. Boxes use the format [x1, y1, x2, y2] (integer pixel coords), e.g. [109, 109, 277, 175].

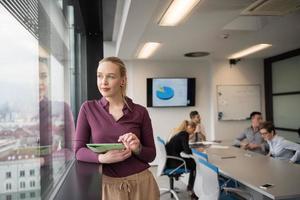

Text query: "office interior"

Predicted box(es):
[0, 0, 299, 199]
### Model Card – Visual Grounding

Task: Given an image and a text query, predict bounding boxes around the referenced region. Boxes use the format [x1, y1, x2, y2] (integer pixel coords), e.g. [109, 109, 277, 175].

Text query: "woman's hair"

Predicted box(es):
[99, 57, 131, 110]
[168, 120, 197, 141]
[260, 121, 276, 135]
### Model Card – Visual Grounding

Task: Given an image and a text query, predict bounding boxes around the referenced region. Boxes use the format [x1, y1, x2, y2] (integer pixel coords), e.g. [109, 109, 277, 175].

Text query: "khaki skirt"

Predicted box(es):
[102, 169, 159, 200]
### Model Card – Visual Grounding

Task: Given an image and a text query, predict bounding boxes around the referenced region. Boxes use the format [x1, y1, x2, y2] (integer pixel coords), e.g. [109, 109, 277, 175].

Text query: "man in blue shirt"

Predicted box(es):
[234, 112, 267, 154]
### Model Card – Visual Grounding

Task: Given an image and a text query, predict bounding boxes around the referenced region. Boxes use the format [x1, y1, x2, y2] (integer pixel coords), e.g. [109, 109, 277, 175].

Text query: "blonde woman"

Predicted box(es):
[166, 120, 197, 199]
[75, 57, 159, 200]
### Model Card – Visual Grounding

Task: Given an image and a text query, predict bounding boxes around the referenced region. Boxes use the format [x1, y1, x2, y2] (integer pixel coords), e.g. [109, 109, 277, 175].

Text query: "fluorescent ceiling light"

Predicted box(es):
[159, 0, 201, 26]
[137, 42, 161, 59]
[229, 44, 272, 59]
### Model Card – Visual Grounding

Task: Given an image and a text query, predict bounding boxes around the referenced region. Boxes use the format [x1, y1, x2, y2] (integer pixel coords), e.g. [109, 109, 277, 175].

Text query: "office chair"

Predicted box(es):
[156, 136, 190, 200]
[191, 148, 238, 188]
[195, 158, 253, 200]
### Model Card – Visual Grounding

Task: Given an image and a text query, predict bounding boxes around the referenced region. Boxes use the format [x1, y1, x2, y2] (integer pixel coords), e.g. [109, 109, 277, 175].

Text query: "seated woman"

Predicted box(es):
[165, 120, 197, 198]
[260, 121, 300, 163]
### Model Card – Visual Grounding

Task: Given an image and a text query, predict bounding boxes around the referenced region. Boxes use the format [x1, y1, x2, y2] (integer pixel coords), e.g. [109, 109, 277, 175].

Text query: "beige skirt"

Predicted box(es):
[102, 169, 160, 200]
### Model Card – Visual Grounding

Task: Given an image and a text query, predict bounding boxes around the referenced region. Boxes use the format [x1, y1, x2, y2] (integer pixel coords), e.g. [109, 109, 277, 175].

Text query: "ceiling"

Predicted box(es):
[109, 0, 300, 60]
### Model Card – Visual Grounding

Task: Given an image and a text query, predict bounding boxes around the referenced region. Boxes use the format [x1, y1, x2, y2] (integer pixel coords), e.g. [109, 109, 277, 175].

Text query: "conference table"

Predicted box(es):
[201, 143, 300, 200]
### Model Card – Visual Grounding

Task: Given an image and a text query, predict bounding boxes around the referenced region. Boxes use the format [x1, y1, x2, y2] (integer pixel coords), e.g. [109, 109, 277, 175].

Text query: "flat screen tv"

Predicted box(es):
[147, 78, 196, 107]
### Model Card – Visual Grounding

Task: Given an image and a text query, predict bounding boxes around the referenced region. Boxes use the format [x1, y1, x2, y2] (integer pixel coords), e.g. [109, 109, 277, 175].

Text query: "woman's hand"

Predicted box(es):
[98, 148, 132, 164]
[118, 133, 141, 154]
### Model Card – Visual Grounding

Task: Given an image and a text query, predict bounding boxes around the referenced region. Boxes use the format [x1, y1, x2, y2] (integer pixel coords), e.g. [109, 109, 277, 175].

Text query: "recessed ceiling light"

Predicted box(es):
[229, 44, 272, 59]
[184, 52, 210, 57]
[159, 0, 201, 26]
[137, 42, 161, 59]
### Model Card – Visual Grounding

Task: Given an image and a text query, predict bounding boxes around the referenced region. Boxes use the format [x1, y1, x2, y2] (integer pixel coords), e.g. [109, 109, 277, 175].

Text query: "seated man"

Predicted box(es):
[234, 111, 267, 154]
[189, 111, 206, 142]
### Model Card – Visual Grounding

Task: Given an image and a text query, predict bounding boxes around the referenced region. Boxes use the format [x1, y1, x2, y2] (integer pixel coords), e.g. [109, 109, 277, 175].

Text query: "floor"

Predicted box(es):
[149, 166, 191, 200]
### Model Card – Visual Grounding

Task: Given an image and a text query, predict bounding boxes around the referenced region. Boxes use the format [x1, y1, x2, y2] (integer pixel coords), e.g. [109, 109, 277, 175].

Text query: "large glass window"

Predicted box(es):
[265, 51, 300, 143]
[0, 0, 77, 198]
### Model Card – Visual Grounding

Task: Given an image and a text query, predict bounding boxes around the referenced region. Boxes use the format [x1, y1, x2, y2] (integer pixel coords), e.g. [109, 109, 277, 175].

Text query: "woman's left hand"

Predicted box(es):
[118, 133, 141, 154]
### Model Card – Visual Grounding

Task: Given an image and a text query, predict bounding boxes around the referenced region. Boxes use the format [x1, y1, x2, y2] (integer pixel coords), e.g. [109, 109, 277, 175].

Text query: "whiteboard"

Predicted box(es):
[217, 85, 261, 120]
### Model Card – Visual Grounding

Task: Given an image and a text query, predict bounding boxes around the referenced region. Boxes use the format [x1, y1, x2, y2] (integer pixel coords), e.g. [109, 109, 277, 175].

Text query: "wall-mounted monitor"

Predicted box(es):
[147, 78, 196, 107]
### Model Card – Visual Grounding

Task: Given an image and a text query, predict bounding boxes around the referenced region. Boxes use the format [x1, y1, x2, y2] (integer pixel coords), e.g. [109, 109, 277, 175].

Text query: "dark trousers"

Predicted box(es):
[166, 157, 196, 190]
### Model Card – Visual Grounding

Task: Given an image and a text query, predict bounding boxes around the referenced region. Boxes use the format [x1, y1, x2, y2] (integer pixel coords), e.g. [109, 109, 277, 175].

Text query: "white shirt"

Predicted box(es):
[190, 123, 206, 142]
[267, 135, 300, 163]
[195, 123, 206, 136]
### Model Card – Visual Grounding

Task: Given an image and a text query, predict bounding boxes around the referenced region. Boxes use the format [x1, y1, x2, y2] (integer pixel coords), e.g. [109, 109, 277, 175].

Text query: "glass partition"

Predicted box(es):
[0, 0, 77, 199]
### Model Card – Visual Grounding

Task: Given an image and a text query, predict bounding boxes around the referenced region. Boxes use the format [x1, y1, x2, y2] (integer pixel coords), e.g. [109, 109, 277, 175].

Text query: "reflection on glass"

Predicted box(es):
[0, 1, 75, 199]
[272, 55, 300, 93]
[273, 94, 300, 130]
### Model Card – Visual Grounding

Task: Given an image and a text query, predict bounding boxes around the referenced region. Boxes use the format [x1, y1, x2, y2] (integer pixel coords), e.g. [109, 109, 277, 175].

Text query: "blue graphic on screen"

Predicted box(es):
[153, 79, 188, 106]
[156, 86, 174, 100]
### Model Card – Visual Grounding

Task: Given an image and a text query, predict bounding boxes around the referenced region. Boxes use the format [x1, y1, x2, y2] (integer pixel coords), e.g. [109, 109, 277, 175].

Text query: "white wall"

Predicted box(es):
[103, 41, 116, 57]
[210, 59, 265, 140]
[125, 60, 212, 142]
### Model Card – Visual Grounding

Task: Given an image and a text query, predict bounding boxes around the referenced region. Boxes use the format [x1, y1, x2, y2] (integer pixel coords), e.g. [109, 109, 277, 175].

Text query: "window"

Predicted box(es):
[20, 170, 25, 177]
[0, 0, 80, 198]
[30, 192, 36, 198]
[6, 195, 12, 200]
[265, 48, 300, 143]
[6, 172, 11, 179]
[20, 181, 26, 188]
[20, 193, 26, 199]
[30, 169, 35, 176]
[30, 180, 36, 187]
[6, 183, 12, 191]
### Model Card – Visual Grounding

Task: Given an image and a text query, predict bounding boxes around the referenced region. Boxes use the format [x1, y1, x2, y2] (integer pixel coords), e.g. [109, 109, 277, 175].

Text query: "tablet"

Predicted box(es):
[87, 143, 125, 153]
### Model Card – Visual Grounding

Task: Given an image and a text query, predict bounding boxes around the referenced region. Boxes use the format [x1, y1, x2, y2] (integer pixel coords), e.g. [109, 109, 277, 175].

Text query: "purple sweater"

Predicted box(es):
[75, 97, 156, 177]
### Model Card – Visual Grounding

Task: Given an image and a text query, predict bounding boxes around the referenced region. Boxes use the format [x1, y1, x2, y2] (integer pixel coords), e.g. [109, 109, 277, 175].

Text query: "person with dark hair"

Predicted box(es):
[249, 111, 262, 120]
[166, 120, 197, 199]
[189, 110, 206, 142]
[234, 111, 267, 154]
[260, 122, 300, 163]
[189, 111, 199, 119]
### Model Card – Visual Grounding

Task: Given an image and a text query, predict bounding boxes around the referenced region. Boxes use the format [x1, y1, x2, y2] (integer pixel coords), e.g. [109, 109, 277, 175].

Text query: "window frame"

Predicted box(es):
[264, 48, 300, 138]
